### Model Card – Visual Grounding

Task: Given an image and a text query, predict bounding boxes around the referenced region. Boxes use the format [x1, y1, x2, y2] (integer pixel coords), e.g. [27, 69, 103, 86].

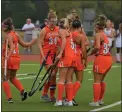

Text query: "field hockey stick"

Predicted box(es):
[39, 59, 59, 91]
[87, 46, 94, 53]
[4, 39, 8, 81]
[45, 53, 57, 83]
[28, 64, 52, 96]
[28, 51, 50, 96]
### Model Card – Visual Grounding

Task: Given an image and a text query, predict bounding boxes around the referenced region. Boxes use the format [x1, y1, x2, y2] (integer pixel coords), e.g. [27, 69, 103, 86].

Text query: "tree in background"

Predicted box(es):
[2, 0, 49, 28]
[96, 0, 121, 29]
[2, 0, 121, 28]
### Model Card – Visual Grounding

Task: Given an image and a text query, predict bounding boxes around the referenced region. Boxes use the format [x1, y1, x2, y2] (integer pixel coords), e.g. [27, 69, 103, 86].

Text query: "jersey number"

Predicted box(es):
[70, 39, 76, 49]
[103, 43, 109, 54]
[13, 43, 19, 54]
[49, 37, 57, 45]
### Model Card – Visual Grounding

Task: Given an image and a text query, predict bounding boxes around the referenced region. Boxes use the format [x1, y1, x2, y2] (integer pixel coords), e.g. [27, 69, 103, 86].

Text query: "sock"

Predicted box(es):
[42, 81, 51, 96]
[93, 83, 101, 102]
[2, 81, 12, 99]
[99, 82, 106, 100]
[65, 83, 73, 102]
[10, 78, 24, 92]
[116, 53, 120, 62]
[57, 83, 64, 101]
[73, 81, 81, 99]
[50, 84, 56, 99]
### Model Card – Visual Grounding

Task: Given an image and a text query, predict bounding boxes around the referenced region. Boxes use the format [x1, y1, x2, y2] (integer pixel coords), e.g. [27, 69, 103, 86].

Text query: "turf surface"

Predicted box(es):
[2, 61, 121, 111]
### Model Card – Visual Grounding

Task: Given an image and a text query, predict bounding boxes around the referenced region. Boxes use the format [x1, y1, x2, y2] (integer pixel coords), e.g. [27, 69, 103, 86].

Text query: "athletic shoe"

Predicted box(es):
[98, 100, 104, 105]
[6, 98, 13, 103]
[62, 98, 68, 106]
[54, 100, 62, 106]
[49, 97, 56, 102]
[72, 99, 78, 106]
[67, 101, 73, 106]
[41, 94, 50, 101]
[89, 101, 100, 106]
[21, 90, 27, 101]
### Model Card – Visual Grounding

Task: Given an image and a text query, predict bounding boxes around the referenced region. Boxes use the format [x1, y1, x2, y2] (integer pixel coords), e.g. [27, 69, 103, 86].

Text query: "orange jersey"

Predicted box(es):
[95, 32, 111, 56]
[2, 31, 20, 58]
[62, 32, 76, 58]
[2, 31, 20, 69]
[72, 31, 85, 71]
[43, 26, 59, 54]
[93, 32, 112, 74]
[72, 31, 81, 55]
[58, 32, 76, 67]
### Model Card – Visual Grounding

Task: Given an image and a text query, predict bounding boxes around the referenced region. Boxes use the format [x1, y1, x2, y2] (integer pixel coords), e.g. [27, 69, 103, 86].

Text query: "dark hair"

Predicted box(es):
[94, 14, 107, 29]
[3, 17, 13, 31]
[72, 19, 81, 29]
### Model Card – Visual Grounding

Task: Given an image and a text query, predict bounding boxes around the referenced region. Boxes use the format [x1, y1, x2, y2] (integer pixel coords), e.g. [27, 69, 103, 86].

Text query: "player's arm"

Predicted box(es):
[18, 34, 35, 47]
[6, 34, 14, 59]
[38, 28, 46, 60]
[56, 29, 66, 59]
[81, 28, 90, 46]
[80, 34, 87, 61]
[88, 33, 100, 56]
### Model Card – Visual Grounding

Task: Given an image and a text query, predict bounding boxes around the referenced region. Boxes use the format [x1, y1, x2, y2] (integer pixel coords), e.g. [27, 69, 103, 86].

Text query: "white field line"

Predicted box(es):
[20, 64, 121, 68]
[17, 65, 120, 80]
[89, 101, 121, 112]
[17, 69, 92, 76]
[18, 75, 59, 80]
[88, 79, 93, 80]
[17, 66, 121, 111]
[17, 65, 120, 76]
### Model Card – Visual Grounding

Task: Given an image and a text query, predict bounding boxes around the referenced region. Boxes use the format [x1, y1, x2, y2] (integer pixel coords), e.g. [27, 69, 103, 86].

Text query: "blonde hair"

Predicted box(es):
[94, 14, 107, 29]
[47, 9, 57, 20]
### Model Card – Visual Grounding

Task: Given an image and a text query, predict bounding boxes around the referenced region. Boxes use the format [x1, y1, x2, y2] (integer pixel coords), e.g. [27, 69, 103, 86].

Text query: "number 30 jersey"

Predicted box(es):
[96, 32, 111, 56]
[42, 26, 59, 54]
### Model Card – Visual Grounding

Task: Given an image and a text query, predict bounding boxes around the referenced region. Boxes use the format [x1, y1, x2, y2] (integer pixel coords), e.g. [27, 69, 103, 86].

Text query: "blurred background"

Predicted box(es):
[2, 0, 122, 54]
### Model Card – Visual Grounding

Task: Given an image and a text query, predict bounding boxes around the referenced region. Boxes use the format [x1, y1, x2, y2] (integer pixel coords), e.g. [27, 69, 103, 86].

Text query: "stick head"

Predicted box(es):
[28, 91, 33, 97]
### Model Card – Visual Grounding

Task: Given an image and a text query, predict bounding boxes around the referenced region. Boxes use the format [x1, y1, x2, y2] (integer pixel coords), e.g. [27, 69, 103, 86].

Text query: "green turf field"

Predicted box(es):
[2, 61, 121, 112]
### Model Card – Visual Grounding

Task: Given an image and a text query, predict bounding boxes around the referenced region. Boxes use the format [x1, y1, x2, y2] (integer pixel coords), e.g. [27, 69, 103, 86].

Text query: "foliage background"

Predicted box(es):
[2, 0, 122, 29]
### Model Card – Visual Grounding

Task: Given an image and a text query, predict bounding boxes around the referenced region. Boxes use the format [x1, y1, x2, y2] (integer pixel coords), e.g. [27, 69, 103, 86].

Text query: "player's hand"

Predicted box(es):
[56, 53, 62, 60]
[42, 55, 46, 62]
[5, 55, 9, 60]
[83, 59, 87, 68]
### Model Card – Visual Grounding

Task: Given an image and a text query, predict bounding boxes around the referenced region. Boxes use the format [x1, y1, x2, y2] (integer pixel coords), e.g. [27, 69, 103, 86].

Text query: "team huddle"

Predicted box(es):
[2, 9, 116, 107]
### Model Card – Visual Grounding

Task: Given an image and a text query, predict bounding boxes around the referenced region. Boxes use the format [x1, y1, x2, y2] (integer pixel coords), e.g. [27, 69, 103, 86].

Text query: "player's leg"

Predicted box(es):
[49, 67, 58, 102]
[65, 67, 74, 106]
[72, 70, 83, 106]
[9, 69, 27, 101]
[2, 68, 13, 103]
[89, 72, 103, 106]
[54, 67, 68, 106]
[99, 66, 111, 105]
[73, 70, 83, 98]
[41, 64, 51, 101]
[116, 47, 121, 63]
[89, 56, 112, 106]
